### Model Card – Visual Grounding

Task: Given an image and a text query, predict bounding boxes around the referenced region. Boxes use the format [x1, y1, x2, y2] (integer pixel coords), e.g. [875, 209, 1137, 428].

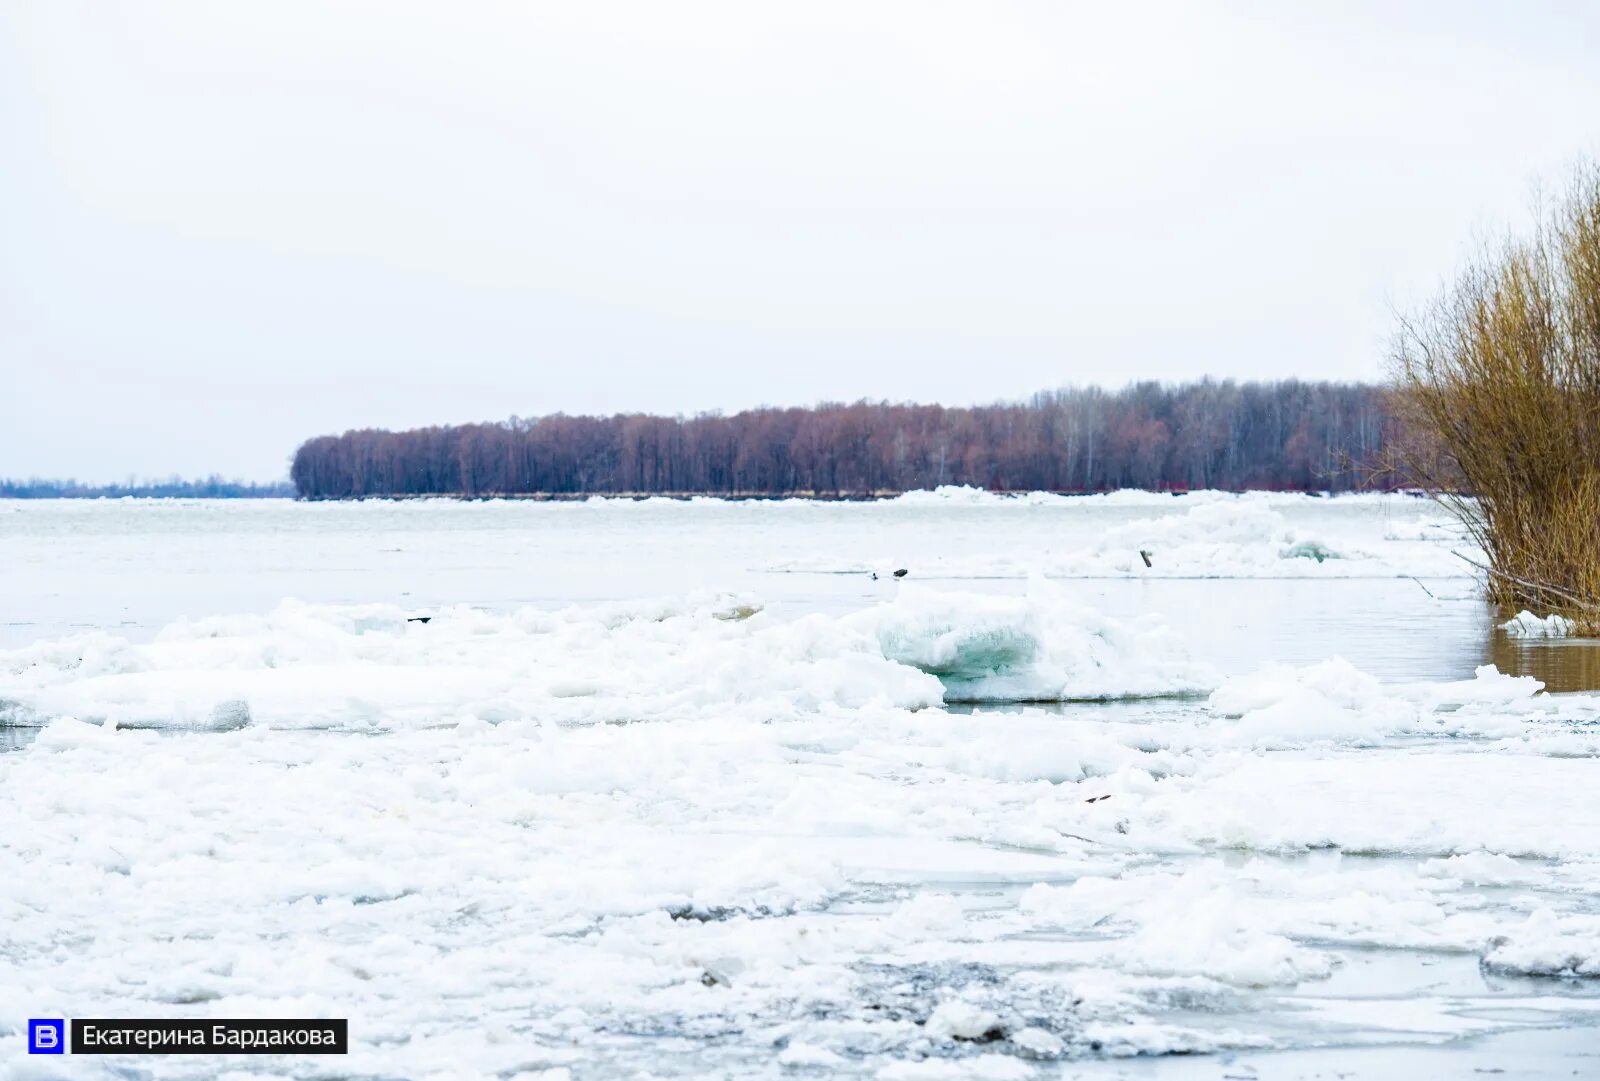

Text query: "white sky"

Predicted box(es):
[3, 1, 1599, 482]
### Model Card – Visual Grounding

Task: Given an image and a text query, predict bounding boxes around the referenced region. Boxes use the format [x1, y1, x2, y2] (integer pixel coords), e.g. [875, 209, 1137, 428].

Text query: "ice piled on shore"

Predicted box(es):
[0, 588, 1215, 731]
[1502, 610, 1579, 638]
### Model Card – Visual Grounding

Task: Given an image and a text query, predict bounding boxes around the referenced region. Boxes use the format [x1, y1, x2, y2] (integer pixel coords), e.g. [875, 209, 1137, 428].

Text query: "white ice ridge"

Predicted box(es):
[766, 491, 1470, 580]
[0, 586, 1215, 731]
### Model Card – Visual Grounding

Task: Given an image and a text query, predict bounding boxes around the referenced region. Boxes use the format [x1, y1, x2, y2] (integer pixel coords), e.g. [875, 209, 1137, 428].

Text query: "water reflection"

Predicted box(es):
[1486, 631, 1600, 692]
[0, 725, 39, 754]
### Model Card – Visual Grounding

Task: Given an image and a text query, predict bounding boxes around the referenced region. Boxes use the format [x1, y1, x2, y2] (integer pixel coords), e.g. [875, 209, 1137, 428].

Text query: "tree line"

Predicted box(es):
[290, 380, 1397, 499]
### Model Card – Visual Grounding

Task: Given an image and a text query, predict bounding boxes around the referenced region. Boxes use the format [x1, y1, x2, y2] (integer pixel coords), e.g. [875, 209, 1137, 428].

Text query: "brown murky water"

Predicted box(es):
[1486, 630, 1600, 693]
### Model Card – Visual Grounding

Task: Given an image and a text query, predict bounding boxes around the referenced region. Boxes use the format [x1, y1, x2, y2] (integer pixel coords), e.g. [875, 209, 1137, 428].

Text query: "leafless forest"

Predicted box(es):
[290, 380, 1394, 499]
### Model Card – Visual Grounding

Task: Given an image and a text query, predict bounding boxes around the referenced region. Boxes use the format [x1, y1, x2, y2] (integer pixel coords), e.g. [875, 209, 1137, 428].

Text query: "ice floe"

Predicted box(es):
[0, 588, 1215, 732]
[1481, 909, 1600, 978]
[850, 585, 1215, 702]
[1502, 609, 1580, 638]
[1202, 658, 1557, 748]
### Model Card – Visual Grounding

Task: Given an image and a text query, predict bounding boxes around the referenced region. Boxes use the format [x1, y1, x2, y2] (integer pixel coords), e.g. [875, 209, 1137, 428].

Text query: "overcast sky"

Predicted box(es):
[3, 1, 1599, 482]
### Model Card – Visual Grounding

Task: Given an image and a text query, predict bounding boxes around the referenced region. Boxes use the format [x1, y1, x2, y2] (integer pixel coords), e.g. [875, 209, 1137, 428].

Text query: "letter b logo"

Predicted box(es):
[28, 1019, 65, 1054]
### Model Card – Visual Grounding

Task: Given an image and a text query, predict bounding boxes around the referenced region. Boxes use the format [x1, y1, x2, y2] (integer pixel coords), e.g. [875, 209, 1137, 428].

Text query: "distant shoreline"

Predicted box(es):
[4, 486, 1436, 502]
[0, 481, 294, 499]
[289, 486, 1412, 502]
[4, 486, 1430, 502]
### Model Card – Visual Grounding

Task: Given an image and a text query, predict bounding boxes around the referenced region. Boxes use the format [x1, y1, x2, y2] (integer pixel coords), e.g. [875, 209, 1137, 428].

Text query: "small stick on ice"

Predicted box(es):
[1139, 550, 1153, 568]
[1051, 827, 1125, 849]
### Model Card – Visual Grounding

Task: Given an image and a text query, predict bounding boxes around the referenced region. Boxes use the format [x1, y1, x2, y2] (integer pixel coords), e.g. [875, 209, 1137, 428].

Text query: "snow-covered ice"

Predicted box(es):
[767, 490, 1469, 580]
[1, 494, 1597, 1079]
[1481, 909, 1600, 977]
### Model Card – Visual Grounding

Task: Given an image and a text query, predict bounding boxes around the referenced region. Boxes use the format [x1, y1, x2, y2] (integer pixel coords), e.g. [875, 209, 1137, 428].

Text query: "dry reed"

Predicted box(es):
[1392, 162, 1600, 631]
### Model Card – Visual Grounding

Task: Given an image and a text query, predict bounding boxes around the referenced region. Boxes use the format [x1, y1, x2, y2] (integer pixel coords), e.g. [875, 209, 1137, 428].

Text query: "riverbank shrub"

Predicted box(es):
[1393, 162, 1600, 630]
